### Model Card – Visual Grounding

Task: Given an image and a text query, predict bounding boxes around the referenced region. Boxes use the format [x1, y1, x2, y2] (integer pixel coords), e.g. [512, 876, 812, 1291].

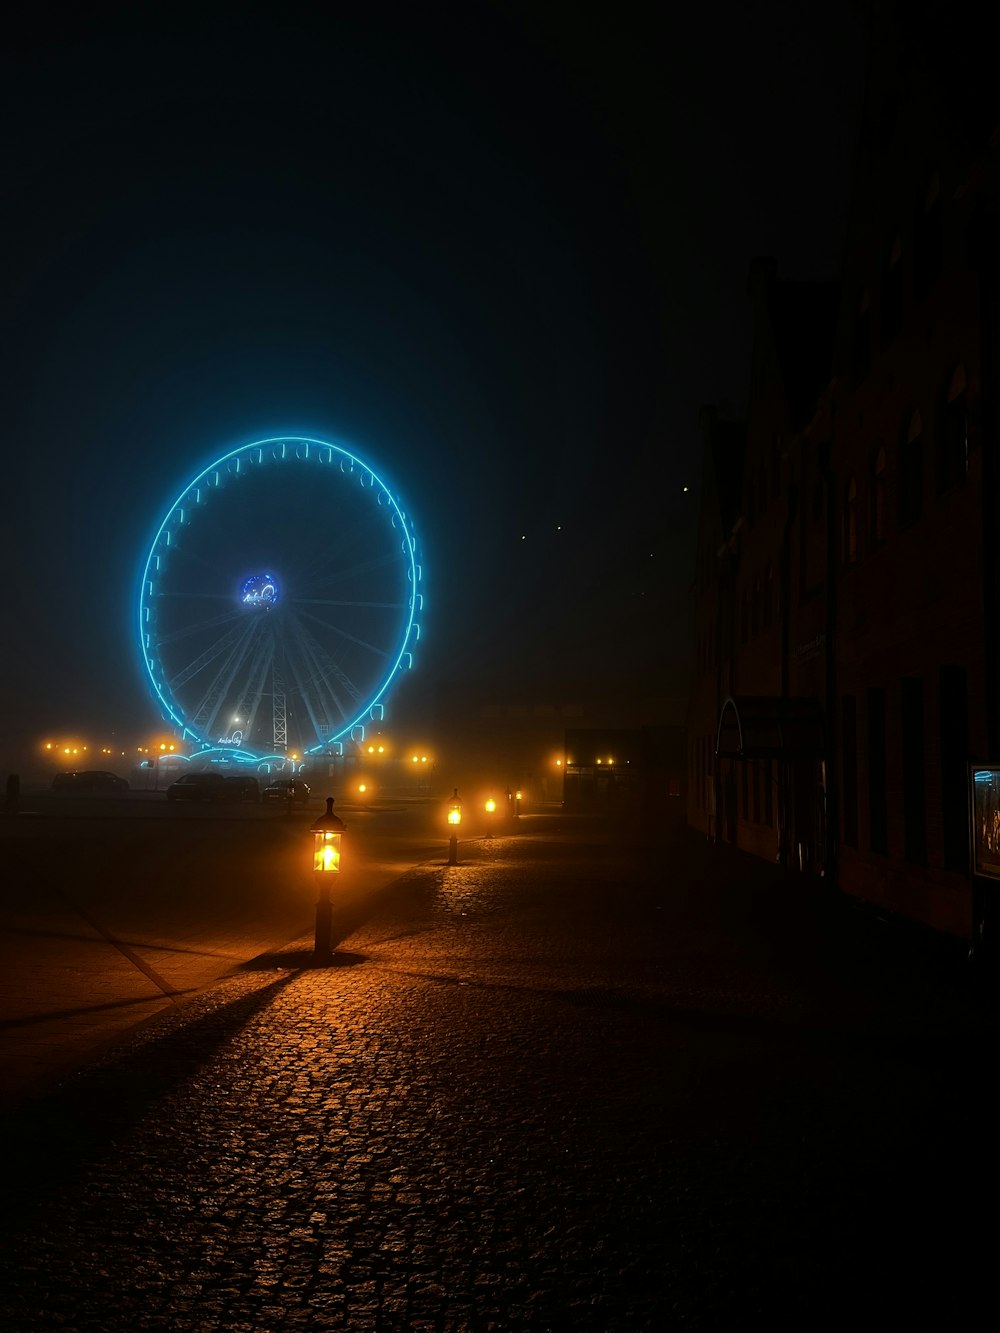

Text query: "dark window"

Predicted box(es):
[898, 411, 924, 527]
[868, 687, 888, 854]
[770, 436, 781, 499]
[900, 677, 927, 865]
[914, 172, 943, 300]
[845, 477, 859, 565]
[871, 447, 887, 546]
[842, 695, 859, 848]
[855, 291, 871, 380]
[936, 365, 968, 494]
[881, 237, 902, 347]
[940, 665, 969, 871]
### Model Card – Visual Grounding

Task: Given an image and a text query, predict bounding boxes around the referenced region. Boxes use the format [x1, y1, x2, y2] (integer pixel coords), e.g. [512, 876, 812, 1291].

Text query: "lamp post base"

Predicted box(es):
[314, 896, 333, 964]
[448, 835, 459, 865]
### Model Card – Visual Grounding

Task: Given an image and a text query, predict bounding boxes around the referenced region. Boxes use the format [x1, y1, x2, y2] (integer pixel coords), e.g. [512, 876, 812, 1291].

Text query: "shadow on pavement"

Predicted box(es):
[240, 947, 367, 971]
[0, 970, 300, 1235]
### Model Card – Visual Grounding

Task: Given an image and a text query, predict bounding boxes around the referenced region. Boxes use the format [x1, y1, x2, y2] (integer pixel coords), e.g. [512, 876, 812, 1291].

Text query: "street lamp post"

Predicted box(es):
[447, 788, 463, 865]
[310, 796, 346, 964]
[485, 796, 496, 837]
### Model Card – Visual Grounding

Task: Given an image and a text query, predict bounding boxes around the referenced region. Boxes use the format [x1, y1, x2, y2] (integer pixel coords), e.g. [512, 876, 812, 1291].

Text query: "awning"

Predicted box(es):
[716, 694, 825, 761]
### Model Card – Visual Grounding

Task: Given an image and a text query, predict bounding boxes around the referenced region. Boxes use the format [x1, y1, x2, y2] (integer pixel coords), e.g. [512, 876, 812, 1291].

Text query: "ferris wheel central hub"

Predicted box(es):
[241, 573, 278, 607]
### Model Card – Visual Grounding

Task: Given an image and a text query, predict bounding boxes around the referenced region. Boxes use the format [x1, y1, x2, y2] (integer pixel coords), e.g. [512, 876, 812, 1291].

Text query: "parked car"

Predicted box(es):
[166, 772, 229, 803]
[261, 778, 312, 807]
[51, 770, 129, 793]
[222, 774, 261, 803]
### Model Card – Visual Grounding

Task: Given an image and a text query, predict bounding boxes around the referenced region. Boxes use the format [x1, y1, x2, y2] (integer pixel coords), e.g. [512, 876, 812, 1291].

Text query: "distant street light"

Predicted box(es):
[485, 795, 496, 837]
[310, 796, 346, 965]
[447, 788, 463, 864]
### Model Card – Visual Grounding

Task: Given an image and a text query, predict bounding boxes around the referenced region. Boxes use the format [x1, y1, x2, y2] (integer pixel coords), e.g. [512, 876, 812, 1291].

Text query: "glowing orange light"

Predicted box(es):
[313, 833, 342, 873]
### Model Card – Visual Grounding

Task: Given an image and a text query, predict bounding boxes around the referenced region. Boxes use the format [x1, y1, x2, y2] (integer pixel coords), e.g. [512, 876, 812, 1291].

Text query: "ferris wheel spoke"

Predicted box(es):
[284, 631, 341, 740]
[189, 619, 263, 738]
[167, 618, 254, 690]
[285, 613, 360, 726]
[298, 609, 392, 661]
[296, 549, 403, 597]
[155, 606, 243, 646]
[234, 628, 276, 744]
[293, 598, 406, 610]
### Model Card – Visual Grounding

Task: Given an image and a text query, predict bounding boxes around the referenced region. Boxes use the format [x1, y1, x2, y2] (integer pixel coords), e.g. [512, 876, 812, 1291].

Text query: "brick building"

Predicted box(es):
[688, 1, 1000, 943]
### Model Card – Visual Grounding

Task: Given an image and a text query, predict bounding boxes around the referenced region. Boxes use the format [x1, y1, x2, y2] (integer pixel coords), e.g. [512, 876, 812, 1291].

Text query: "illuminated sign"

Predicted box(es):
[971, 765, 1000, 879]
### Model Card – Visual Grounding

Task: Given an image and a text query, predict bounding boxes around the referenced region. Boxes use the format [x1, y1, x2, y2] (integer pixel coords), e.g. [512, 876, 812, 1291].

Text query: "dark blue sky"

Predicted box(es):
[2, 3, 863, 751]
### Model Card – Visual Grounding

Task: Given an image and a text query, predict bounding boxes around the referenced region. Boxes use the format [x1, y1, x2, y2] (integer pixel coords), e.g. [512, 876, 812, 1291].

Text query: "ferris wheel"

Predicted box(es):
[138, 436, 422, 761]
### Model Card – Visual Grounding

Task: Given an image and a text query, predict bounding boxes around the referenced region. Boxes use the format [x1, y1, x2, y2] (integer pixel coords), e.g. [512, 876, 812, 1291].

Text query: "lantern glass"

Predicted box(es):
[447, 806, 461, 826]
[313, 830, 342, 873]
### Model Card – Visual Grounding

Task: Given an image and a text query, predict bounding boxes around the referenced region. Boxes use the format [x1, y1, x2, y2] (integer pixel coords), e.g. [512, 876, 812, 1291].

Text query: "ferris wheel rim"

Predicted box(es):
[138, 435, 421, 758]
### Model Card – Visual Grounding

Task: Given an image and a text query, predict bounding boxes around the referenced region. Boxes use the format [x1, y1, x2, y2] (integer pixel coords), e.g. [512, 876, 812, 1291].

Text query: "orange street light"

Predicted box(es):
[447, 788, 462, 864]
[310, 796, 346, 965]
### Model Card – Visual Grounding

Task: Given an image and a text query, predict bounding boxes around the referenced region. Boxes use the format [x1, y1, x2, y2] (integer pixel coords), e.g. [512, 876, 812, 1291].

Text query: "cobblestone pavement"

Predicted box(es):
[0, 818, 996, 1330]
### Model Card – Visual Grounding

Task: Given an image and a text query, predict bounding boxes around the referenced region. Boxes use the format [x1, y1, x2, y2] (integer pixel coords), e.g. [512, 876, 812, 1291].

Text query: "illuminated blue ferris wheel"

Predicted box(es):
[138, 436, 422, 762]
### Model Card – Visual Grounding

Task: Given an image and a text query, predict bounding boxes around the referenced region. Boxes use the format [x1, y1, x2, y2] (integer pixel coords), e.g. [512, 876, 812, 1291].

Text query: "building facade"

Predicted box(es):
[688, 1, 1000, 942]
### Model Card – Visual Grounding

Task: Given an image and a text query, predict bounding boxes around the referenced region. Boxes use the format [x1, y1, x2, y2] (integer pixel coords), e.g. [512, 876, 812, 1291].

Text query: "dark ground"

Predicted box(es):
[0, 814, 995, 1330]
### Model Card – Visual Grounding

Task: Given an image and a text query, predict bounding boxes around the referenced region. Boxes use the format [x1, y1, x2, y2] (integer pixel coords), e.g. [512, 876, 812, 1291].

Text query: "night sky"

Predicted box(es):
[2, 3, 863, 756]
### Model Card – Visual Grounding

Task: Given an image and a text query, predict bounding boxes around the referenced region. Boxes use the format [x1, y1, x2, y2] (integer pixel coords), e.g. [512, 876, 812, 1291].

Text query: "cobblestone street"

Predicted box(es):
[1, 817, 995, 1329]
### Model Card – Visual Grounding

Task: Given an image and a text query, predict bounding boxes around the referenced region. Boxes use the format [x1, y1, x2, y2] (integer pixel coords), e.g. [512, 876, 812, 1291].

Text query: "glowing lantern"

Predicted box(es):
[311, 796, 345, 873]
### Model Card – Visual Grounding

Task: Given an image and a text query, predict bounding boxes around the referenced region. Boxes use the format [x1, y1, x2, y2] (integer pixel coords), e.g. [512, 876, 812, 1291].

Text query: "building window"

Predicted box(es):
[842, 695, 859, 848]
[900, 677, 927, 865]
[936, 364, 968, 494]
[870, 446, 887, 546]
[845, 476, 859, 565]
[940, 665, 969, 871]
[770, 435, 781, 499]
[868, 687, 888, 855]
[855, 290, 871, 380]
[881, 236, 902, 346]
[898, 410, 923, 527]
[914, 172, 943, 300]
